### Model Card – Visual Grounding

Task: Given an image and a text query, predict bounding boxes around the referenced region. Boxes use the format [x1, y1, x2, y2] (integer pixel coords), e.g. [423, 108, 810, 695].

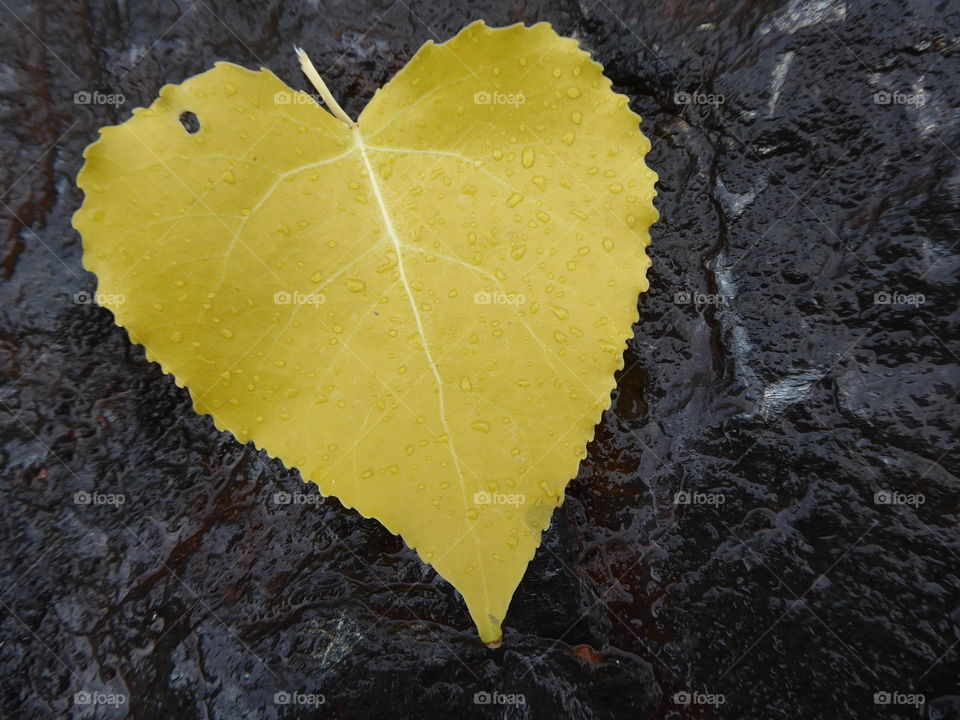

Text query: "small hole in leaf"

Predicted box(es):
[179, 111, 200, 134]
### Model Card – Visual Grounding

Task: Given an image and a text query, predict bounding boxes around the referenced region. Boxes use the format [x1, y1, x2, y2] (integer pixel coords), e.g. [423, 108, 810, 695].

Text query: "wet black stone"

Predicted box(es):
[0, 1, 958, 719]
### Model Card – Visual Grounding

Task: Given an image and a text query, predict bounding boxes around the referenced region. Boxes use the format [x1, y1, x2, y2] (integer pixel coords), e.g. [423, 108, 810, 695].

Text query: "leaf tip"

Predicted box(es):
[478, 614, 503, 646]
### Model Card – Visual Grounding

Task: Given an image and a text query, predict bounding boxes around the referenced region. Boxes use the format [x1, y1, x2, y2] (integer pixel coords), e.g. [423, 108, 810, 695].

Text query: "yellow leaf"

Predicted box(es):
[73, 20, 658, 644]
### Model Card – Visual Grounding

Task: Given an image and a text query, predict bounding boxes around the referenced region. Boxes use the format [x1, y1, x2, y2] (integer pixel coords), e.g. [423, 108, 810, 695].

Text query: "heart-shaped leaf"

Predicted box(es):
[74, 20, 658, 643]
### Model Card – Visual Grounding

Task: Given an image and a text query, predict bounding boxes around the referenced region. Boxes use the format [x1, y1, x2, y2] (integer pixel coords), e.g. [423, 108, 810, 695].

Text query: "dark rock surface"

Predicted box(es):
[0, 0, 958, 718]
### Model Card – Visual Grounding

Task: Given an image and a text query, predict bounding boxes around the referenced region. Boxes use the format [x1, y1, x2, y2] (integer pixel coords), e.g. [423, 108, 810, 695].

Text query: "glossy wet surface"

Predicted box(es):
[1, 1, 958, 718]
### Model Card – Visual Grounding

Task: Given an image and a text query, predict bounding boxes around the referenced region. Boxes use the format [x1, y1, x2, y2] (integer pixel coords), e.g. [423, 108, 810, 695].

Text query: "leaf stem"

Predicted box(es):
[294, 46, 356, 127]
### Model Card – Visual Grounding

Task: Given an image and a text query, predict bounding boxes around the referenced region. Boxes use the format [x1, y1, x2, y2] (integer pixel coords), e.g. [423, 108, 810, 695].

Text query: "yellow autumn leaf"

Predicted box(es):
[73, 20, 658, 644]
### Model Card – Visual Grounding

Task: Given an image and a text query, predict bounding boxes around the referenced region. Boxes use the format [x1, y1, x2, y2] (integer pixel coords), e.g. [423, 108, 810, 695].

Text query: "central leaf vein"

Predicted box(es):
[354, 127, 491, 605]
